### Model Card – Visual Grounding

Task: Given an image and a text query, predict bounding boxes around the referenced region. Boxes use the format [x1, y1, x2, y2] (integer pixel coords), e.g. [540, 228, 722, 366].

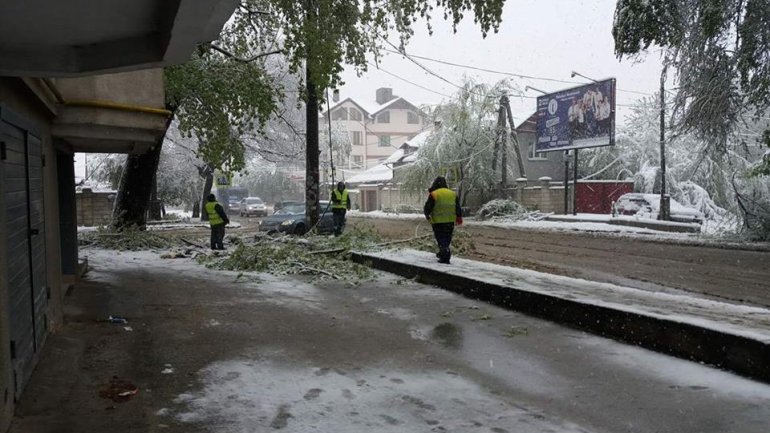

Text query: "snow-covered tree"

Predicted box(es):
[613, 0, 770, 169]
[580, 96, 770, 239]
[157, 125, 206, 211]
[400, 79, 517, 206]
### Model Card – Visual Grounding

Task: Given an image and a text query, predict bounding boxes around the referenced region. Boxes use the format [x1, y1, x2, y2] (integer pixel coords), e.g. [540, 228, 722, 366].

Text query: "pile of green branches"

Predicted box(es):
[197, 226, 385, 280]
[78, 226, 181, 250]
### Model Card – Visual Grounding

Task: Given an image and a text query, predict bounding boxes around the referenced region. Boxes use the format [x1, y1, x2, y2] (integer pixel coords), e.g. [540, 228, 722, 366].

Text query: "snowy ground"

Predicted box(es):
[350, 211, 769, 250]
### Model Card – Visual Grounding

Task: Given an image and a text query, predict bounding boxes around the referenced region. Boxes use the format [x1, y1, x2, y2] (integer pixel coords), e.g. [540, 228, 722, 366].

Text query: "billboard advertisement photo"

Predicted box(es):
[535, 78, 616, 153]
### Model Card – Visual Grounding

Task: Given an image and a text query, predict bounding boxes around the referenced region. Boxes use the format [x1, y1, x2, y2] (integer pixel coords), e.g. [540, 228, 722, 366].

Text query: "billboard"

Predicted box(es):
[535, 78, 616, 153]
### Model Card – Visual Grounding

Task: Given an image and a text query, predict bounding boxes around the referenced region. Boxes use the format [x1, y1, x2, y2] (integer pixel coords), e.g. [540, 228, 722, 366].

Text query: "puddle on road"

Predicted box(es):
[165, 359, 590, 433]
[430, 322, 463, 349]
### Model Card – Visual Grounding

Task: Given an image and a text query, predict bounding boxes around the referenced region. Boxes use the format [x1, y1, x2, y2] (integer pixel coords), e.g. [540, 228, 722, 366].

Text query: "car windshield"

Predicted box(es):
[245, 198, 263, 204]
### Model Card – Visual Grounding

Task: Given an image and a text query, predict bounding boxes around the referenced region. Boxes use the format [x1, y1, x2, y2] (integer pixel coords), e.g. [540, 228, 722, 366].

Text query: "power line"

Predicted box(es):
[370, 62, 455, 99]
[381, 47, 654, 97]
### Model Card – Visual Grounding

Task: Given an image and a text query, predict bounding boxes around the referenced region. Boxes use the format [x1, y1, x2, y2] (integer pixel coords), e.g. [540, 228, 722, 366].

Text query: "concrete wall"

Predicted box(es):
[506, 178, 572, 214]
[76, 189, 117, 227]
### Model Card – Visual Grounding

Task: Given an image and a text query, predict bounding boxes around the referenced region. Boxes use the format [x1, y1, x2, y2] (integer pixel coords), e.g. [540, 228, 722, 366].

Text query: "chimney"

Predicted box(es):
[376, 87, 395, 104]
[332, 89, 340, 103]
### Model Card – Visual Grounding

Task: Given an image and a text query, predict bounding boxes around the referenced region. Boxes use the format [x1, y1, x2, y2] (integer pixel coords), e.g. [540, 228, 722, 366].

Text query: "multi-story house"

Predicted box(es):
[322, 87, 430, 173]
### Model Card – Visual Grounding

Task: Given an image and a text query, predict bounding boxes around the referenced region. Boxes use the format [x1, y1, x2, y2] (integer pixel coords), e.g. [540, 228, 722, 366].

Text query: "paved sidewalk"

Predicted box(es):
[353, 249, 770, 382]
[10, 249, 770, 433]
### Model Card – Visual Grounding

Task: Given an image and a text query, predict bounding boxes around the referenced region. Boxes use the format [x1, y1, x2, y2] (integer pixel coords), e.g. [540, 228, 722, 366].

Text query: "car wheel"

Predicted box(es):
[293, 223, 307, 235]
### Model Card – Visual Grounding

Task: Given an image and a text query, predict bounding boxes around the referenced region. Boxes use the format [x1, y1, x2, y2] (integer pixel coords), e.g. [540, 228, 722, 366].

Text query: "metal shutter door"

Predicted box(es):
[1, 114, 47, 399]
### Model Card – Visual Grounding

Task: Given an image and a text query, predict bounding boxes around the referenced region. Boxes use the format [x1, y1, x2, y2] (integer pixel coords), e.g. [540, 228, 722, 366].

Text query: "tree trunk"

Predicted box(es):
[192, 201, 200, 218]
[112, 143, 163, 229]
[200, 167, 214, 222]
[148, 174, 162, 220]
[305, 62, 320, 229]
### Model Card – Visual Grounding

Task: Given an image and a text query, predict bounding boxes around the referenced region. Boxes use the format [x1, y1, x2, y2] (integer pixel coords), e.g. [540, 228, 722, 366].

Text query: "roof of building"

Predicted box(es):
[324, 95, 421, 119]
[516, 112, 538, 134]
[400, 130, 432, 150]
[347, 163, 393, 184]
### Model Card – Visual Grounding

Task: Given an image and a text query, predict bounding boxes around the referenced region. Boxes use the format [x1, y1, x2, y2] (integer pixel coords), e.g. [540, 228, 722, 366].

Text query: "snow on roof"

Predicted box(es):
[347, 163, 392, 184]
[326, 96, 419, 118]
[383, 149, 405, 164]
[401, 130, 432, 150]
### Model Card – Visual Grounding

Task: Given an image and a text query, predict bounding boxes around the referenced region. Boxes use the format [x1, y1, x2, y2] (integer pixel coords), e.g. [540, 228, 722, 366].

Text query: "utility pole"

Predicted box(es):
[502, 95, 526, 182]
[659, 63, 670, 221]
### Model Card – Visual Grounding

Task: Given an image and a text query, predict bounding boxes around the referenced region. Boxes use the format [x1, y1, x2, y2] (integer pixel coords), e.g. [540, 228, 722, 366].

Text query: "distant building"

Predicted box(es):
[515, 113, 565, 181]
[322, 87, 431, 173]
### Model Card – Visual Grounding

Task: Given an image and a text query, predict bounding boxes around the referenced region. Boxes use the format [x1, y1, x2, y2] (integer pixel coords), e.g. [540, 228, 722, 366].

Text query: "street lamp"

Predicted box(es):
[524, 85, 548, 95]
[570, 71, 599, 83]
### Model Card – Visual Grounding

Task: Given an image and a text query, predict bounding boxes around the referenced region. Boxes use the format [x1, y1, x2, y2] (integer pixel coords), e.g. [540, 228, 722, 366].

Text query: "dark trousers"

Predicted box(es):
[210, 223, 225, 250]
[332, 209, 347, 236]
[432, 223, 454, 262]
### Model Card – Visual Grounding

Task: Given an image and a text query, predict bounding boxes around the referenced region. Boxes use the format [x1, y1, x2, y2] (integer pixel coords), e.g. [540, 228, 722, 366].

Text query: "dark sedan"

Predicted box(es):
[259, 201, 334, 235]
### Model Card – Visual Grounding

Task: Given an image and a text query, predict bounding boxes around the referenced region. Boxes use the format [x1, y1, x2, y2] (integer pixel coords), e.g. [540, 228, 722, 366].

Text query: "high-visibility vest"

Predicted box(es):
[205, 201, 224, 226]
[332, 189, 349, 209]
[430, 188, 457, 224]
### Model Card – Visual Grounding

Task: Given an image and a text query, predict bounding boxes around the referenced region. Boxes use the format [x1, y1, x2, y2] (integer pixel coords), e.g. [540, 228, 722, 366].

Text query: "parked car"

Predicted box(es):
[240, 197, 268, 217]
[259, 201, 334, 235]
[228, 198, 241, 212]
[613, 193, 704, 224]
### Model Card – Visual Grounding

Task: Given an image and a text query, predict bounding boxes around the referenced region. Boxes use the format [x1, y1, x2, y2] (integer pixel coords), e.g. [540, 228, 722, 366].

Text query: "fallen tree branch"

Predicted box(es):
[181, 238, 205, 249]
[376, 234, 431, 247]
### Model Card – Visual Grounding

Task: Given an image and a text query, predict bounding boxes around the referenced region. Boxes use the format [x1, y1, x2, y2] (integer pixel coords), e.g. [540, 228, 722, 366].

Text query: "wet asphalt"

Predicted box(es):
[9, 248, 770, 433]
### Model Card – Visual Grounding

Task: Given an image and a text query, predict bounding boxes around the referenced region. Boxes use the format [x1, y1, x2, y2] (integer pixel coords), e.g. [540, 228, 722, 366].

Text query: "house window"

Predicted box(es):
[379, 135, 391, 147]
[529, 140, 547, 160]
[376, 111, 390, 123]
[332, 108, 348, 121]
[351, 155, 363, 168]
[351, 131, 362, 146]
[407, 111, 419, 124]
[349, 108, 362, 121]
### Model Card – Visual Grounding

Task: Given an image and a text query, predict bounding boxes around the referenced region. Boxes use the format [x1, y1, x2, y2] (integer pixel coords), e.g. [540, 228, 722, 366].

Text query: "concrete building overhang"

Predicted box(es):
[0, 0, 238, 77]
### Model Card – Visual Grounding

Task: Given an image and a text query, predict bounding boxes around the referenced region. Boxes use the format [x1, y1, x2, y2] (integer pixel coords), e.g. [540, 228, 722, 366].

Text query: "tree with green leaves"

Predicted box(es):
[232, 0, 509, 227]
[114, 0, 509, 229]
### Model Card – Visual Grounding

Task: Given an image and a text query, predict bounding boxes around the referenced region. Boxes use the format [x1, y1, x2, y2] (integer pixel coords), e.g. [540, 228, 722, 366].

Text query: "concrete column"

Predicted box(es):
[57, 150, 78, 278]
[539, 177, 552, 213]
[515, 178, 527, 203]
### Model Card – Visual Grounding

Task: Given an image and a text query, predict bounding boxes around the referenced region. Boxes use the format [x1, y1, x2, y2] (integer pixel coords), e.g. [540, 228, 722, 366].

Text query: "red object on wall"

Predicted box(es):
[576, 181, 634, 214]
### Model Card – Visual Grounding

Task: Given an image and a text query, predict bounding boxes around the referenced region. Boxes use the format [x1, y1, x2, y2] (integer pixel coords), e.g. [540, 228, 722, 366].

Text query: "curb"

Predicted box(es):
[351, 251, 770, 384]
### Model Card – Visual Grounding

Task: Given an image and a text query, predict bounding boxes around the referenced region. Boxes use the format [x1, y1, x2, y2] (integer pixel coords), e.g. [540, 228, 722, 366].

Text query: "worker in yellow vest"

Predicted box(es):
[331, 181, 351, 236]
[424, 176, 462, 264]
[205, 193, 230, 250]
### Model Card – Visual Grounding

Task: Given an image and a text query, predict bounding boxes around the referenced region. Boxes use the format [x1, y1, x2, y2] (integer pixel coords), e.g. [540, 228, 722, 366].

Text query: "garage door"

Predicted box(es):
[1, 108, 48, 399]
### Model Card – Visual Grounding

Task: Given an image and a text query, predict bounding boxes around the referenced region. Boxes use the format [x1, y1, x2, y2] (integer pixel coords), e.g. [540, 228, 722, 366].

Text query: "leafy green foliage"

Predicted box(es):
[165, 53, 278, 173]
[252, 0, 508, 96]
[78, 226, 179, 250]
[197, 226, 384, 280]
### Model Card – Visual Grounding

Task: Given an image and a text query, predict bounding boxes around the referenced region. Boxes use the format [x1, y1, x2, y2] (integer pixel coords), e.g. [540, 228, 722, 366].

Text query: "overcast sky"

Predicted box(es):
[338, 0, 663, 124]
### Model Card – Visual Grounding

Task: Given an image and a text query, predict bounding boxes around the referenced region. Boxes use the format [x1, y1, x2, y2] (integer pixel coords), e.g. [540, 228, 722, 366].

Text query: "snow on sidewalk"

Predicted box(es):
[365, 249, 770, 343]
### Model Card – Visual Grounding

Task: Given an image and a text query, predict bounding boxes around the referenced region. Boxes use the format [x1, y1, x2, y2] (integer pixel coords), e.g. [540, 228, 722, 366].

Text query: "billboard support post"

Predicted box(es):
[563, 151, 569, 214]
[573, 149, 579, 215]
